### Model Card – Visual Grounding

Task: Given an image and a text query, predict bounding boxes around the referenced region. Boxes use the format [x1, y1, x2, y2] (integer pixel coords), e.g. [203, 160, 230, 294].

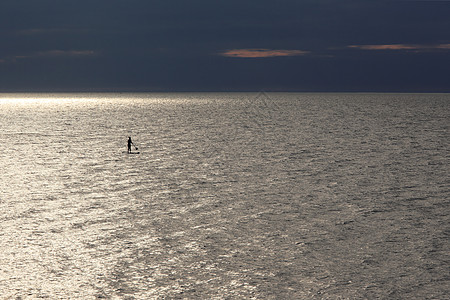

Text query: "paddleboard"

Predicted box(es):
[123, 151, 140, 154]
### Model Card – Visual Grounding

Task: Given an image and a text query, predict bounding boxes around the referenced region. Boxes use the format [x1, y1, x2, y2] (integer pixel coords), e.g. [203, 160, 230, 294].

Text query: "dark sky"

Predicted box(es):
[1, 0, 449, 92]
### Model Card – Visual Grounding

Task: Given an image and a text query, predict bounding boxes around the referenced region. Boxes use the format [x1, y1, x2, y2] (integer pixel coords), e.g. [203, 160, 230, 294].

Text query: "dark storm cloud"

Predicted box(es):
[1, 0, 449, 91]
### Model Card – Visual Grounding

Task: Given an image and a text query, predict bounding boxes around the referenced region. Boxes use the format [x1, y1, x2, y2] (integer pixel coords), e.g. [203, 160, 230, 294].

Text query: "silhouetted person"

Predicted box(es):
[128, 137, 132, 153]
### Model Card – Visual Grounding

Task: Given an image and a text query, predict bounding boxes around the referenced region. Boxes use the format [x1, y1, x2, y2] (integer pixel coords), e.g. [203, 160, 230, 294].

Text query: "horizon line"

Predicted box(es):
[1, 90, 449, 94]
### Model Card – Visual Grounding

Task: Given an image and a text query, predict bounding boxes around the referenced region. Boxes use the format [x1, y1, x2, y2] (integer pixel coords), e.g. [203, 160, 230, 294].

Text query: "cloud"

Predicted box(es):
[0, 50, 97, 63]
[220, 48, 309, 58]
[36, 50, 96, 57]
[17, 28, 73, 35]
[348, 43, 450, 51]
[20, 50, 96, 59]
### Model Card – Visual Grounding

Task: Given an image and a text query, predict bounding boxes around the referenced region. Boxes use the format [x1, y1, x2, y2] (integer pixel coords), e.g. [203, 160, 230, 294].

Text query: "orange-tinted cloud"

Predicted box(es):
[221, 48, 309, 58]
[348, 43, 450, 51]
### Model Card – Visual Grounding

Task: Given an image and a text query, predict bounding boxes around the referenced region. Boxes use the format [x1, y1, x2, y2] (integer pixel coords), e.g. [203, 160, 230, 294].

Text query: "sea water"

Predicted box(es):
[0, 93, 448, 299]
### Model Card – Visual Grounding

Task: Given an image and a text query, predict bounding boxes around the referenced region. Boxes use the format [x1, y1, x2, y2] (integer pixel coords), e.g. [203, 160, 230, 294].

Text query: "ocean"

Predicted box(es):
[0, 92, 448, 299]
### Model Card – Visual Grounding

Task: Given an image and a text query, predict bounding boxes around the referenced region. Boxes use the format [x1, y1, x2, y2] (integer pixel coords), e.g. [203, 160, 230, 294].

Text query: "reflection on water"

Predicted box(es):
[0, 93, 449, 298]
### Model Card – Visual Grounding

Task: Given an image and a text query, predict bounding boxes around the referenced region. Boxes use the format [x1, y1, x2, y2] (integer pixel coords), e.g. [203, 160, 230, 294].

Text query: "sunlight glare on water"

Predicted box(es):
[0, 92, 449, 299]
